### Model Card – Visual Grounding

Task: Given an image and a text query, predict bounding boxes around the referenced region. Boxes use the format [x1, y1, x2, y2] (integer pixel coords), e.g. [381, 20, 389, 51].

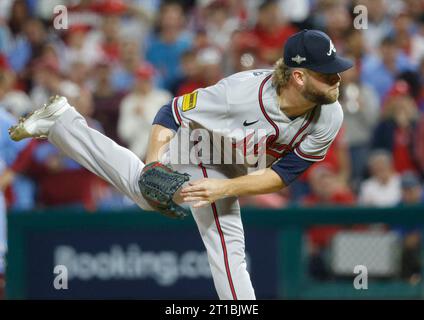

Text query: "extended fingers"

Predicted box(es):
[182, 190, 208, 197]
[192, 201, 210, 208]
[183, 195, 208, 202]
[181, 184, 206, 193]
[183, 193, 213, 208]
[188, 179, 207, 186]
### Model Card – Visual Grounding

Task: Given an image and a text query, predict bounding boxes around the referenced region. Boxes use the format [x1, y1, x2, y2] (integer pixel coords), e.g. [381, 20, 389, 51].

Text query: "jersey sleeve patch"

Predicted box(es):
[182, 91, 198, 112]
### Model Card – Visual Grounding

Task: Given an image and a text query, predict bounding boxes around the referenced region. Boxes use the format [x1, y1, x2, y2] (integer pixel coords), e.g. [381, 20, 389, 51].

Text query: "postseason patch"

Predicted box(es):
[182, 91, 198, 112]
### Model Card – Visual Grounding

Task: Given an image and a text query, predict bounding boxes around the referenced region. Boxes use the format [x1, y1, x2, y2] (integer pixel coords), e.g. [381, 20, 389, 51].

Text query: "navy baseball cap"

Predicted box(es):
[284, 29, 353, 74]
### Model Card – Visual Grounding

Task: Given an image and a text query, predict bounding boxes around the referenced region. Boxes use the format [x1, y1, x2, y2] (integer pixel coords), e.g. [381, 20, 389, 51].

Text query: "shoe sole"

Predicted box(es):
[9, 95, 65, 141]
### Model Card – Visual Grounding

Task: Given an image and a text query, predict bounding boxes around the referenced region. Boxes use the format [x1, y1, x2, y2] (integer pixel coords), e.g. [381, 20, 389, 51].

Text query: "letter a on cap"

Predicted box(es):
[327, 40, 336, 56]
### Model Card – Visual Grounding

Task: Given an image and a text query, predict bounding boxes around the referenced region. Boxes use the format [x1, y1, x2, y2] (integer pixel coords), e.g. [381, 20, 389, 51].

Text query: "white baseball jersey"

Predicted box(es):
[170, 69, 343, 177]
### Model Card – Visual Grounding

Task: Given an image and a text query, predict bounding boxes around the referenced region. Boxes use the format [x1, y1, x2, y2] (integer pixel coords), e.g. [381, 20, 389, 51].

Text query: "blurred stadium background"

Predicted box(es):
[1, 0, 424, 299]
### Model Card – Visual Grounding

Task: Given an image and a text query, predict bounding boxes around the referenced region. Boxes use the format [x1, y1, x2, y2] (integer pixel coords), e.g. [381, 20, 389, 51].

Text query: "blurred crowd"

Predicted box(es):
[0, 0, 423, 214]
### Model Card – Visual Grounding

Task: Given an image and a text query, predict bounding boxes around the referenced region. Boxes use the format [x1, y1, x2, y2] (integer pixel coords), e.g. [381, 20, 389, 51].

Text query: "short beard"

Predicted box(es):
[301, 81, 338, 105]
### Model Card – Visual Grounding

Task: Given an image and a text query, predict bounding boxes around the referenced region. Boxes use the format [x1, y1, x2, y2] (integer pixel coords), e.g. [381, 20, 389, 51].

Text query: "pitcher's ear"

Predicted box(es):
[291, 69, 306, 86]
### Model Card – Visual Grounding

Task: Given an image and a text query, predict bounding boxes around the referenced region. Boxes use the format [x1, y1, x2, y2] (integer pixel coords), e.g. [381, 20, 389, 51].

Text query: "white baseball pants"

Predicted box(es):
[48, 106, 255, 300]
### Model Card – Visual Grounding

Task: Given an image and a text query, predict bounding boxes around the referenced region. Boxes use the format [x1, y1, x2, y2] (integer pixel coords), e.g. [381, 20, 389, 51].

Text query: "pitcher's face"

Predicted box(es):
[301, 70, 341, 105]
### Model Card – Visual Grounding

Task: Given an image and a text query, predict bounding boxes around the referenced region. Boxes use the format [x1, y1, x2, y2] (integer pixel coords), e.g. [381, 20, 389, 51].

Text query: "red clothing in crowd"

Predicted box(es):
[4, 139, 39, 207]
[304, 189, 366, 249]
[93, 92, 126, 146]
[177, 80, 204, 96]
[101, 43, 121, 62]
[308, 226, 344, 248]
[393, 126, 418, 173]
[247, 24, 298, 64]
[300, 126, 347, 182]
[250, 24, 297, 50]
[5, 139, 107, 211]
[37, 169, 107, 211]
[302, 189, 356, 207]
[414, 115, 424, 173]
[305, 189, 357, 248]
[302, 165, 357, 249]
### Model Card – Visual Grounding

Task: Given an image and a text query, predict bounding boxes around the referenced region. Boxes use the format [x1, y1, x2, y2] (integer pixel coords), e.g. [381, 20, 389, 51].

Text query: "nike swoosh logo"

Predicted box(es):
[243, 120, 259, 126]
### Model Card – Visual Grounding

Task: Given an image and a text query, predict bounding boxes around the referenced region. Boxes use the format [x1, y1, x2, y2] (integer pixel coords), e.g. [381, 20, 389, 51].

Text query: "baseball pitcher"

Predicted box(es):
[9, 30, 353, 300]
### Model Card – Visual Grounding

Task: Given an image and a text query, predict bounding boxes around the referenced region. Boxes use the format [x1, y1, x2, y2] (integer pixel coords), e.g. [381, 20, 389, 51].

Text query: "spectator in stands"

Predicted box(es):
[196, 47, 223, 88]
[344, 29, 368, 64]
[361, 36, 415, 103]
[2, 89, 113, 211]
[397, 170, 423, 285]
[110, 38, 141, 92]
[302, 164, 356, 207]
[0, 68, 33, 211]
[0, 106, 30, 298]
[145, 1, 193, 92]
[373, 80, 420, 174]
[391, 9, 424, 66]
[238, 189, 290, 209]
[302, 163, 356, 282]
[62, 24, 103, 71]
[397, 173, 422, 284]
[0, 158, 4, 299]
[97, 0, 128, 63]
[292, 126, 351, 202]
[277, 0, 310, 27]
[28, 140, 107, 210]
[29, 57, 80, 108]
[400, 228, 421, 284]
[200, 0, 241, 52]
[358, 150, 402, 207]
[414, 110, 424, 173]
[399, 171, 424, 206]
[227, 30, 263, 74]
[340, 59, 380, 188]
[5, 0, 33, 73]
[118, 63, 171, 161]
[359, 0, 392, 52]
[175, 49, 204, 96]
[322, 2, 352, 52]
[397, 70, 423, 105]
[191, 28, 211, 52]
[92, 59, 126, 146]
[418, 57, 424, 112]
[245, 0, 298, 66]
[21, 18, 48, 65]
[0, 56, 32, 118]
[67, 60, 91, 90]
[115, 1, 155, 44]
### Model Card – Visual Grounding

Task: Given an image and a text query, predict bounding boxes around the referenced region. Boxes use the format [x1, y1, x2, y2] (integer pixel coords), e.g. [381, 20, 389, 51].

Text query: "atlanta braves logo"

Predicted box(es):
[327, 40, 336, 56]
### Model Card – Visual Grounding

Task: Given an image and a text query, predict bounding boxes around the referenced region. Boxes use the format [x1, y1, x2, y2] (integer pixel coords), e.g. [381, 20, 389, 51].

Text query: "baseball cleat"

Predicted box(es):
[8, 95, 70, 141]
